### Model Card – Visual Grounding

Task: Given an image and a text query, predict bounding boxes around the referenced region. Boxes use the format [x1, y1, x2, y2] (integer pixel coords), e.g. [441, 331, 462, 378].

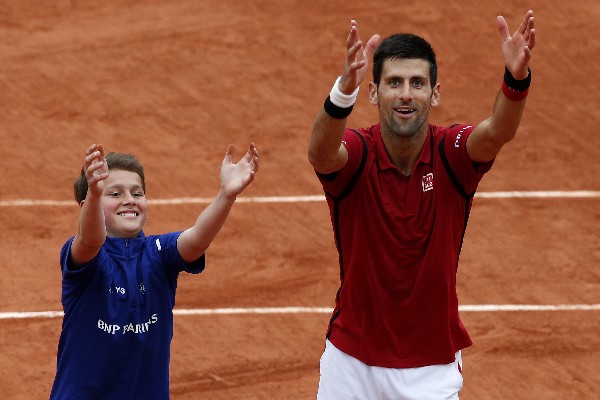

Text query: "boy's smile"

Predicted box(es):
[102, 169, 148, 238]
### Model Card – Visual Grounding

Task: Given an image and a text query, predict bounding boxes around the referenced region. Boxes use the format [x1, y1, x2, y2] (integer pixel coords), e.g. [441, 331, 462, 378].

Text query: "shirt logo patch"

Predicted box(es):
[155, 238, 162, 251]
[422, 173, 434, 192]
[109, 285, 126, 295]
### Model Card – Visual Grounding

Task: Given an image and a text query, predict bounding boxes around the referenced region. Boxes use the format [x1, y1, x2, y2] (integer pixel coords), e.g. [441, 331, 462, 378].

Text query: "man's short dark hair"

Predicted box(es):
[373, 33, 437, 87]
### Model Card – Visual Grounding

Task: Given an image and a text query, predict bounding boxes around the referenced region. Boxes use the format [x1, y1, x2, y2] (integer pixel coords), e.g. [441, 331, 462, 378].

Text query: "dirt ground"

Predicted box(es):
[1, 1, 599, 399]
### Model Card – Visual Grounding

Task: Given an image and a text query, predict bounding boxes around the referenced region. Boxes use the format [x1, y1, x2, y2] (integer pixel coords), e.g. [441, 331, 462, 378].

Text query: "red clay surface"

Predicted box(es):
[1, 1, 599, 399]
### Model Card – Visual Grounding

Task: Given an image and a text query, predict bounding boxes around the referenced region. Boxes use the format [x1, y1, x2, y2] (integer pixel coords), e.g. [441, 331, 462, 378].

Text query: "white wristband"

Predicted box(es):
[329, 76, 359, 108]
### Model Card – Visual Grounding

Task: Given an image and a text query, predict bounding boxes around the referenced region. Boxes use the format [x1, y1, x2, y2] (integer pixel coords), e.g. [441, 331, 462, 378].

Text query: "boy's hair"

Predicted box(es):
[74, 152, 146, 203]
[372, 33, 438, 87]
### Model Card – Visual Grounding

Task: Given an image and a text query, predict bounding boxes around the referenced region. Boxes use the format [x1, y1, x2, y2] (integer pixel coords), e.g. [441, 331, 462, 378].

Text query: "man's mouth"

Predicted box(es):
[395, 106, 415, 115]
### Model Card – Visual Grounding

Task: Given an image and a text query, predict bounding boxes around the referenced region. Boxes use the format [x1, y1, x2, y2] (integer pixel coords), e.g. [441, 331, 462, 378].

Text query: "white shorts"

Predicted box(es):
[317, 339, 463, 400]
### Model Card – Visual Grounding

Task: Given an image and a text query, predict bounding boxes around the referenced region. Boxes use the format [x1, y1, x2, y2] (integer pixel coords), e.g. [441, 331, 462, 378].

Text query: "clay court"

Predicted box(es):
[1, 1, 599, 399]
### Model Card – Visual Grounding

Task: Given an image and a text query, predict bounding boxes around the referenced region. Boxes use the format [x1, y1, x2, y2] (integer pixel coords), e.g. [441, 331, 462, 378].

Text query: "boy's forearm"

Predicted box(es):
[177, 190, 236, 262]
[75, 195, 106, 251]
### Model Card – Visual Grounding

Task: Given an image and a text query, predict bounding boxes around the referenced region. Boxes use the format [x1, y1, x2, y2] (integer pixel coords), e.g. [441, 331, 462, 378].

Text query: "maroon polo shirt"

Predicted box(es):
[317, 123, 493, 368]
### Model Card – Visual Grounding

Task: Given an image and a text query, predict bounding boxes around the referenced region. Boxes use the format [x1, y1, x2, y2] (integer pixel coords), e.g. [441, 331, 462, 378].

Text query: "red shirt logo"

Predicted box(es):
[422, 173, 434, 192]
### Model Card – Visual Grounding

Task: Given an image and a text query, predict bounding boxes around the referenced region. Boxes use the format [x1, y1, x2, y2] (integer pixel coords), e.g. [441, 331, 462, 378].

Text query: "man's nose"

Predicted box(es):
[398, 82, 413, 101]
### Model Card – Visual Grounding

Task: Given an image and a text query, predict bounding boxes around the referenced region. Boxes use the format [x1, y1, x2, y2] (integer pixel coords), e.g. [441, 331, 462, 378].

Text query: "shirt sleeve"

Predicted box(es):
[154, 231, 206, 275]
[60, 236, 100, 281]
[317, 128, 366, 198]
[59, 236, 105, 310]
[441, 124, 494, 194]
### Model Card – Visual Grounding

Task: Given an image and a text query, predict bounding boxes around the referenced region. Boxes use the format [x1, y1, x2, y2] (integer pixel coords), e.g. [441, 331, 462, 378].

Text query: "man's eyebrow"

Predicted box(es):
[385, 73, 429, 81]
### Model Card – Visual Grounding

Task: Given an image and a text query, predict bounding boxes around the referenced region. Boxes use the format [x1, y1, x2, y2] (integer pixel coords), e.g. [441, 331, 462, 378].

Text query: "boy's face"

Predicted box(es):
[102, 169, 148, 238]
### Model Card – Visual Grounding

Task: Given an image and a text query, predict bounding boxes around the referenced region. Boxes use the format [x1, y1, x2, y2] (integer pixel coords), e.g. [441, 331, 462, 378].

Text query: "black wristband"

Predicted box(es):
[324, 96, 353, 119]
[504, 66, 531, 91]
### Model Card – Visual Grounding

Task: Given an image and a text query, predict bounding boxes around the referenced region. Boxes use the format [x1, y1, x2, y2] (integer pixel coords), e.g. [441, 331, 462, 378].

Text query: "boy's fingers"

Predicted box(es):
[223, 144, 234, 165]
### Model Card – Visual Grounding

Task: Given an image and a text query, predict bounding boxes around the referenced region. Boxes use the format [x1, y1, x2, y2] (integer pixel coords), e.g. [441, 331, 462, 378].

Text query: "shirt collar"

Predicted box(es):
[105, 231, 146, 255]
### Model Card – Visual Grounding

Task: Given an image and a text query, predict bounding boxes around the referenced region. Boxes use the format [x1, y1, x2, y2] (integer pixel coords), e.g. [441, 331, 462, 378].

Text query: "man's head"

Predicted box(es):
[372, 33, 437, 87]
[74, 152, 148, 238]
[369, 33, 440, 140]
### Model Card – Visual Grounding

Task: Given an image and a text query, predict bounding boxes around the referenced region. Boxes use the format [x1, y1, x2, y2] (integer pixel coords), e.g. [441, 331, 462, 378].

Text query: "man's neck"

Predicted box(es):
[381, 127, 428, 176]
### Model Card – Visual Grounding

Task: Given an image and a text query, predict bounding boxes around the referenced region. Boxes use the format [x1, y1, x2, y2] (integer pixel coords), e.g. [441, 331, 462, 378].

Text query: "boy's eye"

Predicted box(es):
[133, 192, 145, 198]
[109, 192, 121, 197]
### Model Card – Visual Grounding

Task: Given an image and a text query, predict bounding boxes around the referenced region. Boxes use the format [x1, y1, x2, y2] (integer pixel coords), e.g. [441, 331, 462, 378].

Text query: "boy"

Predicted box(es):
[50, 142, 259, 399]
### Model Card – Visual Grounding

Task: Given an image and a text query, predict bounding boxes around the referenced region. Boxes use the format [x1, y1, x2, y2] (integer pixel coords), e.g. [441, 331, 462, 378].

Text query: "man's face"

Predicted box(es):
[369, 57, 440, 139]
[101, 169, 148, 238]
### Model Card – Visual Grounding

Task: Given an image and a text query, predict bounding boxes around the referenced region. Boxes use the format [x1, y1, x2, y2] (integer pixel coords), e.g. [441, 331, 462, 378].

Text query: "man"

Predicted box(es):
[308, 11, 535, 400]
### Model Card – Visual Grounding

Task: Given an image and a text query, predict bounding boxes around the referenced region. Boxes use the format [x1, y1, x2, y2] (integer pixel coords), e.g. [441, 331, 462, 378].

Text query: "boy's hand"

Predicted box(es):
[84, 144, 109, 197]
[220, 143, 259, 199]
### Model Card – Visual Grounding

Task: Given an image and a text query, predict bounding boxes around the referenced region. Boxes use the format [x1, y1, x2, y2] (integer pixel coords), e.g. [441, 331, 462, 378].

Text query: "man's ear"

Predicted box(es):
[79, 200, 85, 208]
[431, 83, 441, 107]
[368, 82, 378, 105]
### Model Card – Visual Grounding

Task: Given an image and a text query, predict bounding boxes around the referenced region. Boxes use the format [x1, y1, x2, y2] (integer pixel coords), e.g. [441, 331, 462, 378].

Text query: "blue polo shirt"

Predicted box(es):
[50, 231, 205, 400]
[318, 123, 493, 368]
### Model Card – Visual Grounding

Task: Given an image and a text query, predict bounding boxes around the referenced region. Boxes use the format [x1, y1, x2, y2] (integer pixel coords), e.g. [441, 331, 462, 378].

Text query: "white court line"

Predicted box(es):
[2, 192, 598, 319]
[0, 191, 599, 207]
[475, 190, 600, 199]
[2, 304, 600, 320]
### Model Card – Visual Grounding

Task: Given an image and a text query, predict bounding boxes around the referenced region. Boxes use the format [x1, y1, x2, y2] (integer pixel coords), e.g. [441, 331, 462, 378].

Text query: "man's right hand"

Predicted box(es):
[338, 20, 380, 95]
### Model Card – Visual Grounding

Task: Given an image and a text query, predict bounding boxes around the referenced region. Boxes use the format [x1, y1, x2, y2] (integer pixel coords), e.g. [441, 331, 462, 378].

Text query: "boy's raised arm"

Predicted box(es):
[177, 143, 259, 263]
[70, 144, 109, 267]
